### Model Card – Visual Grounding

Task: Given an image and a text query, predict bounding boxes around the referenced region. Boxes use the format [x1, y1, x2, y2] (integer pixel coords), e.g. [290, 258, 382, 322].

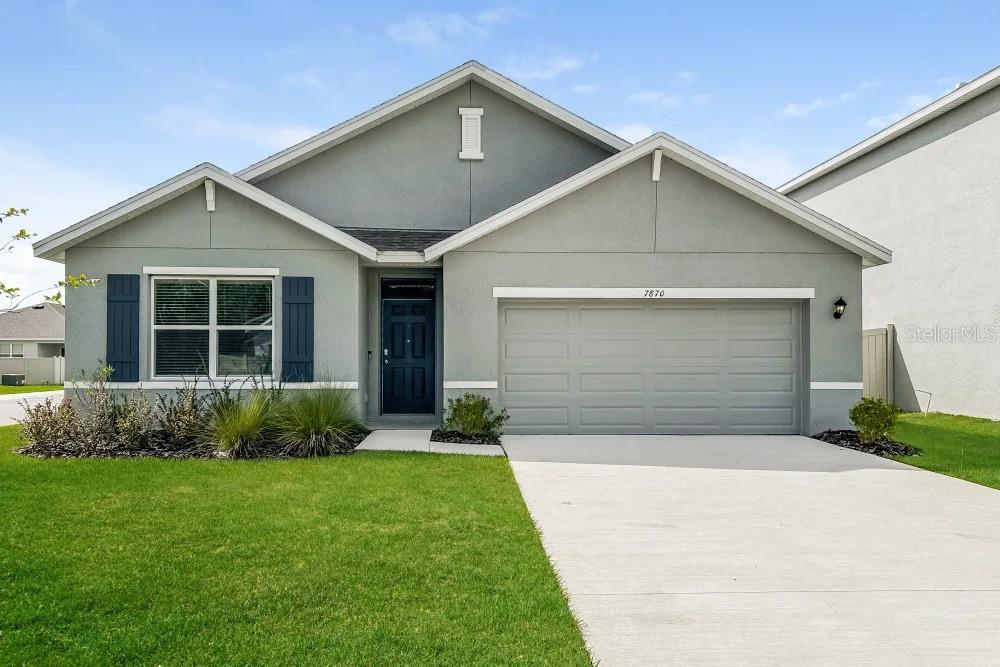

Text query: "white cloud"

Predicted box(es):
[387, 7, 528, 50]
[715, 140, 805, 187]
[782, 79, 879, 118]
[475, 7, 530, 25]
[148, 105, 317, 151]
[572, 83, 599, 95]
[283, 68, 325, 93]
[866, 94, 934, 129]
[627, 91, 682, 108]
[610, 123, 654, 143]
[674, 70, 698, 83]
[500, 55, 583, 82]
[0, 139, 137, 306]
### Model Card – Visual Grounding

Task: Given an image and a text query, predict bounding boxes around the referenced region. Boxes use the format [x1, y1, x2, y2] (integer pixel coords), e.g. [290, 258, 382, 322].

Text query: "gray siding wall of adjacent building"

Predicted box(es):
[65, 185, 362, 385]
[255, 81, 612, 231]
[789, 85, 1000, 418]
[442, 157, 863, 433]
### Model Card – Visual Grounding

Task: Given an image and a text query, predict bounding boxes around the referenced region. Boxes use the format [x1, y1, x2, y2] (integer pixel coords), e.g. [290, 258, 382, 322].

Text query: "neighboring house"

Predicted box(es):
[781, 65, 1000, 418]
[0, 302, 66, 384]
[34, 61, 890, 434]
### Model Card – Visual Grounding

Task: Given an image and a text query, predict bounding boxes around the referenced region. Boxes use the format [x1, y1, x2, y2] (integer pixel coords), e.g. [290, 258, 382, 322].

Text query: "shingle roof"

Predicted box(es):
[0, 303, 65, 341]
[337, 227, 458, 252]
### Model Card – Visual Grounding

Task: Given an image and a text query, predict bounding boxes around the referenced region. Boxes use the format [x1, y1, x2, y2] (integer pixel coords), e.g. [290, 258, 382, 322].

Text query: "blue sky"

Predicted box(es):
[2, 0, 997, 298]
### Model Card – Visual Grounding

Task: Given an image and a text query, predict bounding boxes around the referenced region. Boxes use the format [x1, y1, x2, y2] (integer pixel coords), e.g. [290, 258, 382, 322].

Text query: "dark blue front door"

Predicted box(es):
[381, 299, 435, 414]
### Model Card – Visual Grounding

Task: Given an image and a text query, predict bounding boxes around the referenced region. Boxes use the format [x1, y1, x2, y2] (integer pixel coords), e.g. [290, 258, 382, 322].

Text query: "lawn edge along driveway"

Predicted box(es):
[0, 425, 591, 666]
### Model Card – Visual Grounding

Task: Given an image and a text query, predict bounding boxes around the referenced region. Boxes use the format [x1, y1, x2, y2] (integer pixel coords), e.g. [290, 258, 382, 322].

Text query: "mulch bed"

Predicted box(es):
[811, 429, 919, 457]
[430, 429, 501, 446]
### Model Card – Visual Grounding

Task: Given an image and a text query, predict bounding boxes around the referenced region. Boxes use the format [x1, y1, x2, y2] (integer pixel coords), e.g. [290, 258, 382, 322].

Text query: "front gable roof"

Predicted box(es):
[780, 64, 1000, 194]
[235, 61, 630, 183]
[33, 163, 380, 261]
[425, 133, 892, 266]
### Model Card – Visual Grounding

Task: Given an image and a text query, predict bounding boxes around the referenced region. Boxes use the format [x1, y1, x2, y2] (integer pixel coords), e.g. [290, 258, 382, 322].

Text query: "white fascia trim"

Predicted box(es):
[425, 133, 892, 266]
[493, 287, 816, 299]
[67, 380, 359, 390]
[235, 61, 629, 182]
[143, 266, 280, 276]
[810, 382, 863, 390]
[443, 381, 498, 389]
[375, 251, 428, 264]
[780, 65, 1000, 193]
[33, 164, 379, 262]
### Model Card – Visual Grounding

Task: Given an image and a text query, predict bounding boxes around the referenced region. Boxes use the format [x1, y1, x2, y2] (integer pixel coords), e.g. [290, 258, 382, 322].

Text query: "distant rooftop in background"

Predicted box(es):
[0, 303, 65, 341]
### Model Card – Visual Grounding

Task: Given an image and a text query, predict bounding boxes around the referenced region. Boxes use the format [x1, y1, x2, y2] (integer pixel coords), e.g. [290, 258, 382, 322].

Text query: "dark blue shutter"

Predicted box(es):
[106, 274, 140, 382]
[282, 277, 314, 382]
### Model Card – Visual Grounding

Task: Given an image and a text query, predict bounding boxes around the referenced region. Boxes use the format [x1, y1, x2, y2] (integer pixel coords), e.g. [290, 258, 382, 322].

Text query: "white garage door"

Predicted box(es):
[498, 300, 802, 434]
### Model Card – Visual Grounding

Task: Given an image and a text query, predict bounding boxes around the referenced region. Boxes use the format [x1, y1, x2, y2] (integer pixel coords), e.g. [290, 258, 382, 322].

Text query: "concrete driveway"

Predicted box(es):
[507, 435, 1000, 666]
[0, 390, 63, 426]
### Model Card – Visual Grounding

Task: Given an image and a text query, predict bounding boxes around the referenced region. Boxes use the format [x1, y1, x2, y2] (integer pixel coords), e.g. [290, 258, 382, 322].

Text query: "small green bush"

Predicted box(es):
[18, 396, 81, 452]
[849, 396, 901, 444]
[270, 388, 368, 457]
[154, 382, 207, 451]
[443, 393, 509, 440]
[202, 389, 276, 458]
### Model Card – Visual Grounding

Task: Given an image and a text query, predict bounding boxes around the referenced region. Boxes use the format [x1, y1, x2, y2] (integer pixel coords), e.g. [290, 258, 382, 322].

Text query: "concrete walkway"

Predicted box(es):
[507, 434, 1000, 666]
[358, 429, 504, 456]
[0, 390, 63, 426]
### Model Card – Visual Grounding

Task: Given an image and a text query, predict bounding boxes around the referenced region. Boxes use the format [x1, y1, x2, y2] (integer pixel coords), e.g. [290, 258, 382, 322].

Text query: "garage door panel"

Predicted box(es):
[500, 300, 801, 434]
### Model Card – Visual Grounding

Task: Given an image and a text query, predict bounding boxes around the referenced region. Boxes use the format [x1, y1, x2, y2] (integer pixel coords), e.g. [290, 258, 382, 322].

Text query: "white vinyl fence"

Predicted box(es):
[0, 357, 65, 385]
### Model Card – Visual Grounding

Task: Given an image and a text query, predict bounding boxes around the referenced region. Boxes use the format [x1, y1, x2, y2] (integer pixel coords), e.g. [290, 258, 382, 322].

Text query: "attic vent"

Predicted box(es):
[458, 107, 484, 160]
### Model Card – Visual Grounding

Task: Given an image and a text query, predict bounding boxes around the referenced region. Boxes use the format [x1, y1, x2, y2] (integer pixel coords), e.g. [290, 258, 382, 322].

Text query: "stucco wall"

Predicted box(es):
[443, 157, 863, 432]
[65, 185, 361, 384]
[255, 81, 611, 231]
[791, 86, 1000, 417]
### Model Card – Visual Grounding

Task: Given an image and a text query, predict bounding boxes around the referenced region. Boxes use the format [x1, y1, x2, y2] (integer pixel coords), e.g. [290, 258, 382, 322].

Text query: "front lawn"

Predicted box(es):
[892, 412, 1000, 490]
[0, 384, 62, 395]
[0, 425, 589, 665]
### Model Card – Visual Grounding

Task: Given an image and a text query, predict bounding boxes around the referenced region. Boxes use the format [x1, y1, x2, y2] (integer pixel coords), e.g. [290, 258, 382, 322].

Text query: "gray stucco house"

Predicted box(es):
[782, 64, 999, 419]
[34, 61, 890, 434]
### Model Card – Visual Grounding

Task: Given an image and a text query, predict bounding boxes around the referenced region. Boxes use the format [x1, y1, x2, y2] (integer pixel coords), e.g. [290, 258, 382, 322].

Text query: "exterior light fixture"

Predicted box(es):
[833, 297, 847, 319]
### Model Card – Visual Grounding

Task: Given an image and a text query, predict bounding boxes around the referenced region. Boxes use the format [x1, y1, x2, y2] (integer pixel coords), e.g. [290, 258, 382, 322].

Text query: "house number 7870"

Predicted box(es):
[643, 289, 665, 297]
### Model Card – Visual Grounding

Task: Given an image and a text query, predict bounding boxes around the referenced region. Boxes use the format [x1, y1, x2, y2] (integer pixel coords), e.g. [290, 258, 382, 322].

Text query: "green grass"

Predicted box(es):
[892, 412, 1000, 490]
[0, 384, 62, 395]
[0, 425, 589, 665]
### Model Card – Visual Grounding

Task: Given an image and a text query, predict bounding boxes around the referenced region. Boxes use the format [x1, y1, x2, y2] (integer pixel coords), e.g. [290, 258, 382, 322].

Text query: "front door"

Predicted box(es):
[381, 299, 435, 414]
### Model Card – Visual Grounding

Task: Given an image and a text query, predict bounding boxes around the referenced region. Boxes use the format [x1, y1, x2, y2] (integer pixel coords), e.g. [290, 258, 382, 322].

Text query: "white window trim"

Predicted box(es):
[150, 275, 276, 381]
[0, 343, 24, 358]
[491, 287, 816, 300]
[143, 266, 279, 276]
[458, 107, 484, 160]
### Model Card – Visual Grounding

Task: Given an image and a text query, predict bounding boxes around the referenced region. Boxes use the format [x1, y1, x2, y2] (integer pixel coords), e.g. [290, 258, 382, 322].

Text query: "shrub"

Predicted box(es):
[202, 389, 276, 458]
[849, 397, 901, 444]
[270, 388, 368, 457]
[154, 382, 207, 451]
[115, 390, 153, 451]
[443, 393, 509, 440]
[18, 396, 82, 454]
[73, 366, 118, 452]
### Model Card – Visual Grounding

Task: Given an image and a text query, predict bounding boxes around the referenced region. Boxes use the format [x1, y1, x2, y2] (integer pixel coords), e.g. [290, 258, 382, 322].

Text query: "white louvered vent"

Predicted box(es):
[459, 107, 484, 160]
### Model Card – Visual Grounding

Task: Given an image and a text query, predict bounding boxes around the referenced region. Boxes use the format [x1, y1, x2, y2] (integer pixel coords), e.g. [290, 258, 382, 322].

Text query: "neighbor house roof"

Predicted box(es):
[0, 303, 65, 341]
[33, 163, 381, 262]
[779, 64, 1000, 194]
[235, 60, 630, 183]
[425, 133, 892, 266]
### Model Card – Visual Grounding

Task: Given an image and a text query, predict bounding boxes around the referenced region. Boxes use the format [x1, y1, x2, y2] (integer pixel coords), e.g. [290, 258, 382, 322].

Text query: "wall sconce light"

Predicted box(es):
[833, 296, 847, 319]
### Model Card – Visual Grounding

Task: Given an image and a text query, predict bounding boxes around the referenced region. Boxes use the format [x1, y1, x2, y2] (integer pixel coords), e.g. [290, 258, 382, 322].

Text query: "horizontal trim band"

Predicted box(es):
[143, 266, 280, 276]
[493, 287, 816, 300]
[67, 380, 358, 390]
[810, 382, 863, 390]
[443, 381, 498, 389]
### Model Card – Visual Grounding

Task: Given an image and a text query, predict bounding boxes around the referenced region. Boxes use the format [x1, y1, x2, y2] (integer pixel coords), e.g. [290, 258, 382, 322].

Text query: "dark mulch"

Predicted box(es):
[811, 429, 919, 457]
[430, 429, 501, 446]
[16, 430, 371, 460]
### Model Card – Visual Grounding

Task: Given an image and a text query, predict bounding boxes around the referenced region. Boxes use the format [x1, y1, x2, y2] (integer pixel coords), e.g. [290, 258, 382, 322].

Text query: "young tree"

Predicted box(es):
[1, 207, 97, 312]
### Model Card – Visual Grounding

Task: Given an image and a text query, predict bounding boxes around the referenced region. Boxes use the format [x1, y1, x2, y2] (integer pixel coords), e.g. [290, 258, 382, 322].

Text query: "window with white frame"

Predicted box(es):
[151, 277, 274, 378]
[0, 343, 24, 358]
